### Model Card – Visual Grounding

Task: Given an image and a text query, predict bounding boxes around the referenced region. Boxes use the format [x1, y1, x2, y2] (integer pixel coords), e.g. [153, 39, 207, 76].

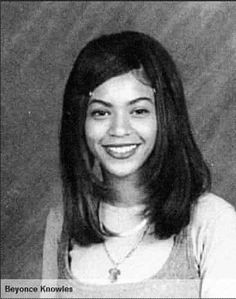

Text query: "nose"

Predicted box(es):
[108, 112, 132, 137]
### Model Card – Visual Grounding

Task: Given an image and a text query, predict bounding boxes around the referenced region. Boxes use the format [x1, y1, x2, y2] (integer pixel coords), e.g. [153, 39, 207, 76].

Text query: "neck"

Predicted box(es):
[100, 201, 146, 236]
[102, 171, 145, 207]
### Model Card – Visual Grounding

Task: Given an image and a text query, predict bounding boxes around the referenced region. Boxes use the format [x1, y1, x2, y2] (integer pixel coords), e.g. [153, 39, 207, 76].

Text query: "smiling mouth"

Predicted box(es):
[103, 144, 140, 159]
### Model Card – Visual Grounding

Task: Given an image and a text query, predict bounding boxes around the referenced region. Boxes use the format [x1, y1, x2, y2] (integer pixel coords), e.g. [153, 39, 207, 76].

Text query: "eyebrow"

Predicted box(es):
[88, 97, 154, 107]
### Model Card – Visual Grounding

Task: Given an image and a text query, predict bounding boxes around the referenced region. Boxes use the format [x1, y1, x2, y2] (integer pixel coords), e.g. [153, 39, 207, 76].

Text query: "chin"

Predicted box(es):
[104, 165, 139, 179]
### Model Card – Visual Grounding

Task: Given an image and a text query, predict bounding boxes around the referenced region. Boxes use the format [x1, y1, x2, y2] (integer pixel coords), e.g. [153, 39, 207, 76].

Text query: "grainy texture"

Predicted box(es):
[1, 1, 236, 279]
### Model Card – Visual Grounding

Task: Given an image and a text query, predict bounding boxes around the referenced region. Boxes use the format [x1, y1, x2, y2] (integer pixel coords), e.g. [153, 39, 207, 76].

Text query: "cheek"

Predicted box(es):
[85, 122, 96, 152]
[135, 118, 157, 144]
[85, 120, 107, 150]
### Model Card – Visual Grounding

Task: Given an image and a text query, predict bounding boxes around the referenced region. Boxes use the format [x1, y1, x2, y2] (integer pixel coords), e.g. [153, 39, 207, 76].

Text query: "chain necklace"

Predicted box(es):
[103, 224, 149, 283]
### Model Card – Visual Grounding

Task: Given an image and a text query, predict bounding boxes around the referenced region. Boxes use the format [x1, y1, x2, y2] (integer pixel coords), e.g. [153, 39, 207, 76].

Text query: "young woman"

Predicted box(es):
[42, 31, 236, 298]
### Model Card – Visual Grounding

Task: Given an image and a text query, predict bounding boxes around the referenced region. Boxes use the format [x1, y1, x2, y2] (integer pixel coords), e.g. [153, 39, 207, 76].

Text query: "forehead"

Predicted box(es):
[90, 72, 154, 101]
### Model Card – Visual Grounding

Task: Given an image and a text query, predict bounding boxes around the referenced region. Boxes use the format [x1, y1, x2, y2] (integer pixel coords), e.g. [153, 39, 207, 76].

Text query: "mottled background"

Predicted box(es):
[1, 1, 236, 279]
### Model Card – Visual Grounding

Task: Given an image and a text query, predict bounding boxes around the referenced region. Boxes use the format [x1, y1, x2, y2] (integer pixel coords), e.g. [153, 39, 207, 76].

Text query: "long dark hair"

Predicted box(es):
[60, 31, 211, 246]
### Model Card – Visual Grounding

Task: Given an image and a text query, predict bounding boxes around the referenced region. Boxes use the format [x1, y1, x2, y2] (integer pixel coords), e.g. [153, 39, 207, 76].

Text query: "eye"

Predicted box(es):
[90, 109, 110, 119]
[131, 108, 150, 117]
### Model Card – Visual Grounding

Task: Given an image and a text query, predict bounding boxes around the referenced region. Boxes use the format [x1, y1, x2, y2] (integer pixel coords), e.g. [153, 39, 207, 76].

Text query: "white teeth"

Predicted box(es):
[107, 145, 137, 154]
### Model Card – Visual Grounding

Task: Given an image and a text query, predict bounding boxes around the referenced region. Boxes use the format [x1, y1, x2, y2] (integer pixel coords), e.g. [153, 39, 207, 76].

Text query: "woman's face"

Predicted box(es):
[85, 72, 157, 178]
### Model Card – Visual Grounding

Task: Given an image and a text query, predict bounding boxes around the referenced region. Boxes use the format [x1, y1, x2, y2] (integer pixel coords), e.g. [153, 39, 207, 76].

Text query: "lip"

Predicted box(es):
[103, 144, 140, 159]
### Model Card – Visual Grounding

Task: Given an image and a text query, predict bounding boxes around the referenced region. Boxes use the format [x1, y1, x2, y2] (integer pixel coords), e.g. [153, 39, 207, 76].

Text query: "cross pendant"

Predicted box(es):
[108, 267, 121, 283]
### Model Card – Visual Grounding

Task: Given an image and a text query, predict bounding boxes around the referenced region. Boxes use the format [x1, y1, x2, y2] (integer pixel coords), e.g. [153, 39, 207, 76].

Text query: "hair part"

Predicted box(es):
[60, 31, 211, 246]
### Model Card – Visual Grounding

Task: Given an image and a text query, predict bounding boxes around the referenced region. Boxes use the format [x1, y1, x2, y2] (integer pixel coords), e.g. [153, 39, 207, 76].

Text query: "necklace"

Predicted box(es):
[103, 224, 149, 283]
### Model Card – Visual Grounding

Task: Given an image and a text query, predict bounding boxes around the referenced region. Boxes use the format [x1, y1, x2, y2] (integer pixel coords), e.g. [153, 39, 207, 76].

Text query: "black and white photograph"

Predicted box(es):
[1, 1, 236, 298]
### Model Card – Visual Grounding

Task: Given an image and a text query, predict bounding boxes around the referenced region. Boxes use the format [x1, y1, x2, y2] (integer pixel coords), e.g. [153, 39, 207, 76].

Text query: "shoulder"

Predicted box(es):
[190, 196, 236, 297]
[191, 192, 236, 227]
[190, 192, 236, 258]
[190, 192, 236, 267]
